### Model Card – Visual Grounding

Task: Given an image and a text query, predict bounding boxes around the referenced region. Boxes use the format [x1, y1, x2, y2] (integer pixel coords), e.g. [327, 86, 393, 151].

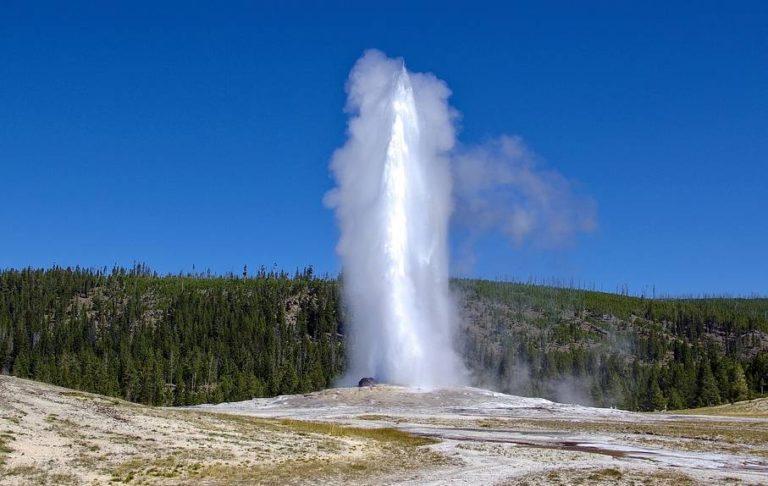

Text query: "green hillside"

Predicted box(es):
[456, 279, 768, 410]
[0, 266, 765, 411]
[0, 266, 344, 405]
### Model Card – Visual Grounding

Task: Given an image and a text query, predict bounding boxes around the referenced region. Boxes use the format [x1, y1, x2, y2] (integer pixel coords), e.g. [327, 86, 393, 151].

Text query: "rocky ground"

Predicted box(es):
[200, 385, 768, 484]
[0, 376, 439, 485]
[2, 375, 767, 484]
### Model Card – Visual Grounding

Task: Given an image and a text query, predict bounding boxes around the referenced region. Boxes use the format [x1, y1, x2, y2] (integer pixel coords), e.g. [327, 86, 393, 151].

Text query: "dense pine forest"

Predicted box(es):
[456, 279, 768, 410]
[1, 266, 766, 411]
[0, 266, 344, 405]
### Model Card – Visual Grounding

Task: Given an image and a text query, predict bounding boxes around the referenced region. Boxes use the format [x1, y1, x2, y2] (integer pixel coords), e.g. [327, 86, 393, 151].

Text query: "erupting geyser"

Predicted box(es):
[326, 50, 465, 387]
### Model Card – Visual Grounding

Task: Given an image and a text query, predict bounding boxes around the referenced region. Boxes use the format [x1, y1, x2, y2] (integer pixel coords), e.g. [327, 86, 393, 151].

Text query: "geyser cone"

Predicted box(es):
[328, 50, 465, 388]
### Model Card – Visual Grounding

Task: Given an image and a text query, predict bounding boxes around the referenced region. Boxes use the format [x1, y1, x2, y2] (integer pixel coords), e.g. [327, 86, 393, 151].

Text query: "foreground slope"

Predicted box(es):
[3, 375, 768, 484]
[0, 376, 440, 484]
[201, 385, 768, 484]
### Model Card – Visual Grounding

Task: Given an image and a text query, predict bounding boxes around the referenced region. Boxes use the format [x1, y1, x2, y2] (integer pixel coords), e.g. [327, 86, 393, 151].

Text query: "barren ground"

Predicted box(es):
[2, 375, 767, 485]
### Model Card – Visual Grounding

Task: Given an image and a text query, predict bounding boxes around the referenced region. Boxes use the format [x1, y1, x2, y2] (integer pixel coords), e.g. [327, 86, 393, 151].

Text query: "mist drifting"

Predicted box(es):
[325, 50, 465, 387]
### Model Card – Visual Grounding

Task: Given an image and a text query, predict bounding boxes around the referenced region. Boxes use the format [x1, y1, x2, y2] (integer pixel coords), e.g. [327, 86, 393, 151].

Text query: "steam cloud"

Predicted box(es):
[326, 50, 466, 387]
[453, 136, 596, 272]
[327, 50, 596, 388]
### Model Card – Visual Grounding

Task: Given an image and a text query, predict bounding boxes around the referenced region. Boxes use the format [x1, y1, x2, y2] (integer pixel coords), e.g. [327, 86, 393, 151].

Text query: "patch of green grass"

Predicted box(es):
[357, 414, 390, 421]
[3, 464, 79, 485]
[111, 455, 185, 482]
[105, 414, 443, 485]
[198, 410, 437, 446]
[673, 397, 768, 418]
[61, 390, 122, 406]
[476, 417, 768, 447]
[0, 432, 13, 466]
[357, 414, 409, 424]
[44, 413, 79, 428]
[190, 446, 449, 485]
[60, 391, 93, 399]
[517, 467, 694, 486]
[277, 419, 438, 447]
[587, 468, 623, 480]
[1, 414, 22, 425]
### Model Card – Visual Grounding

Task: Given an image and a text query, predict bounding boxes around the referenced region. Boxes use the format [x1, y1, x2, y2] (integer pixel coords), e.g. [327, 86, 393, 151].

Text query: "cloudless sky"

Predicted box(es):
[2, 1, 766, 296]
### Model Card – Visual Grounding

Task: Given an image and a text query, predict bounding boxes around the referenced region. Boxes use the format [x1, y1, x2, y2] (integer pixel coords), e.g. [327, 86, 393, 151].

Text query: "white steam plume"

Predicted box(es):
[325, 50, 466, 387]
[452, 135, 597, 272]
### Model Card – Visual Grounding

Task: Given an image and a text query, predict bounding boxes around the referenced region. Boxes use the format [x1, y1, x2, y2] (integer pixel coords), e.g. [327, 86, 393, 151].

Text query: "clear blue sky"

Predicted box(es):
[2, 1, 766, 296]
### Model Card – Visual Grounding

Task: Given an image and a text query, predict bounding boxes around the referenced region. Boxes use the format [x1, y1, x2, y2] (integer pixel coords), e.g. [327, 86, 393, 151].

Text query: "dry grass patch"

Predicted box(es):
[357, 414, 411, 424]
[0, 431, 13, 466]
[1, 464, 80, 485]
[357, 414, 391, 421]
[509, 467, 695, 485]
[60, 390, 123, 406]
[673, 398, 768, 418]
[278, 419, 438, 447]
[104, 415, 444, 484]
[477, 417, 768, 447]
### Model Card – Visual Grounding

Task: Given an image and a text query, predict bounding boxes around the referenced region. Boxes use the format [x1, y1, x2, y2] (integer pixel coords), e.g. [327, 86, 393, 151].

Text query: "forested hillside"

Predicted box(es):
[1, 266, 766, 411]
[0, 266, 344, 405]
[456, 279, 768, 410]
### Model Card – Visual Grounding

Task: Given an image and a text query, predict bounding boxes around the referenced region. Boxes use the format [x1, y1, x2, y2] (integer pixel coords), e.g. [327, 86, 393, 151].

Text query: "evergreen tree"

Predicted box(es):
[729, 363, 750, 403]
[696, 360, 721, 407]
[1, 267, 767, 410]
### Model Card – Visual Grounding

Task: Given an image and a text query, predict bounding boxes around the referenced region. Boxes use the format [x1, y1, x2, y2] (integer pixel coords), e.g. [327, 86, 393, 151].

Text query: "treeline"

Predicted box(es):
[0, 266, 344, 405]
[1, 267, 766, 411]
[456, 279, 768, 411]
